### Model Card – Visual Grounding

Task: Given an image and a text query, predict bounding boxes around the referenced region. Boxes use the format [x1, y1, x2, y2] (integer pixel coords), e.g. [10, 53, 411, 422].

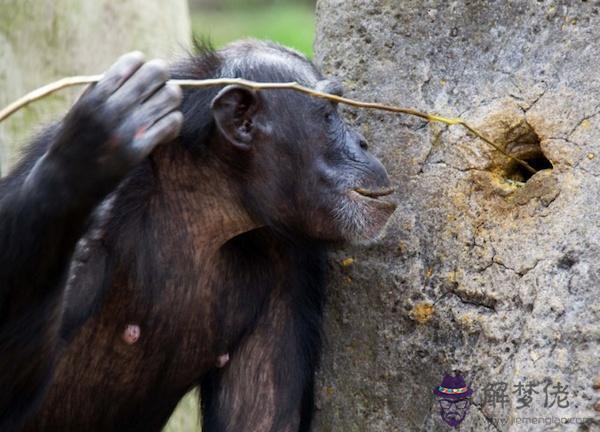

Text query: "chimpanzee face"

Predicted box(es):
[211, 77, 396, 243]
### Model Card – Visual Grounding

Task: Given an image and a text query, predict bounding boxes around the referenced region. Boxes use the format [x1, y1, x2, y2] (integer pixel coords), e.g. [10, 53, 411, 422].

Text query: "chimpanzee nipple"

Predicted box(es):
[216, 353, 230, 368]
[122, 324, 141, 345]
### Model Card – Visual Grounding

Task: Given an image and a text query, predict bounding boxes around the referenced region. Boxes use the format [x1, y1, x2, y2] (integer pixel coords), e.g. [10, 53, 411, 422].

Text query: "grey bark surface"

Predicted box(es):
[314, 1, 600, 431]
[0, 0, 191, 175]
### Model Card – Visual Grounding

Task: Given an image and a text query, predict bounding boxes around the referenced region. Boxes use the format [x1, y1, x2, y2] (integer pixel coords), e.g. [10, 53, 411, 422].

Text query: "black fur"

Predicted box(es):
[0, 39, 392, 431]
[0, 41, 327, 432]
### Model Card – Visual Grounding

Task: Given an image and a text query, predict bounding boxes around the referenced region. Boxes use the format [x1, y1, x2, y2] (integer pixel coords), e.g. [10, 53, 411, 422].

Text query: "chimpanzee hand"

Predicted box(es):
[47, 51, 183, 197]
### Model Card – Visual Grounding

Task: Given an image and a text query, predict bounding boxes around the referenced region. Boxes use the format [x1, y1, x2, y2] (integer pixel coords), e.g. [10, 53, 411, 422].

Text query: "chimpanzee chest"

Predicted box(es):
[31, 265, 267, 430]
[26, 226, 281, 431]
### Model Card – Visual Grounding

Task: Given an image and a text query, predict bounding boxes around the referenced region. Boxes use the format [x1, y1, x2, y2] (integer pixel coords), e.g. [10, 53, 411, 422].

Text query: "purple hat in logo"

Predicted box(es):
[433, 374, 473, 399]
[433, 374, 473, 427]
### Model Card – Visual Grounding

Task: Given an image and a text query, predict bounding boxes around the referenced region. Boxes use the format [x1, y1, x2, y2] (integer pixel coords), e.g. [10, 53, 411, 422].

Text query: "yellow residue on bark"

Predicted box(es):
[411, 302, 434, 324]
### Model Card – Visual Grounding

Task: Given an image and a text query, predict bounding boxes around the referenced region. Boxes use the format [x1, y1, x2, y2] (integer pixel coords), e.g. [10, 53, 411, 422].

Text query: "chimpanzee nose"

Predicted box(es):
[352, 132, 391, 189]
[359, 137, 369, 151]
[363, 151, 392, 189]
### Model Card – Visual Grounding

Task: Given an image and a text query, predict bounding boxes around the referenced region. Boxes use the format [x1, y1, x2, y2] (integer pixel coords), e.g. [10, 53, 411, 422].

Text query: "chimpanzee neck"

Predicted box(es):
[149, 143, 260, 253]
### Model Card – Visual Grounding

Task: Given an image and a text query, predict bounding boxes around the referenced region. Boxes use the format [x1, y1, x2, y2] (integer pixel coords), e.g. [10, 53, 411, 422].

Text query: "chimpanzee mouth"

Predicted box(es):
[349, 187, 397, 212]
[353, 187, 396, 199]
[344, 187, 397, 240]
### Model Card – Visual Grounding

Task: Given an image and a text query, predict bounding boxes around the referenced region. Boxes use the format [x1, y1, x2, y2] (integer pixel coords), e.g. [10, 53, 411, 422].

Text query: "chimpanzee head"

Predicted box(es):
[189, 40, 396, 243]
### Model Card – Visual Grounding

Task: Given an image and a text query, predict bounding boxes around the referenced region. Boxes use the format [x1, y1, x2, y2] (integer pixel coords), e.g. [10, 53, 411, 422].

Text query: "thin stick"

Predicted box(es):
[0, 75, 536, 174]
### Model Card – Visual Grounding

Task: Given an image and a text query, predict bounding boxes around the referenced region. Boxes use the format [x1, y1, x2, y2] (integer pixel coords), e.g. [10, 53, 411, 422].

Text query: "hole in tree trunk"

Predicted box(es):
[500, 121, 552, 182]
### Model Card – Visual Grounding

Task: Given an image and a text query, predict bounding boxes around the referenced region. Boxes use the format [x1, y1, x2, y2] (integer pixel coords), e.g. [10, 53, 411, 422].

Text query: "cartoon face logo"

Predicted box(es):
[433, 374, 473, 428]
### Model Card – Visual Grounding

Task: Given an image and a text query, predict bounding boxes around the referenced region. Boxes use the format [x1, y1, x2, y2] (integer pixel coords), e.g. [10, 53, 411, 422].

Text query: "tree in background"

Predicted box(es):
[0, 0, 190, 175]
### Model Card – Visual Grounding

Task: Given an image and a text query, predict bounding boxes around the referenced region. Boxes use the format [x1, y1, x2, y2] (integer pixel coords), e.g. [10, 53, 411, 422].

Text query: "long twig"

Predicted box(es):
[0, 75, 536, 174]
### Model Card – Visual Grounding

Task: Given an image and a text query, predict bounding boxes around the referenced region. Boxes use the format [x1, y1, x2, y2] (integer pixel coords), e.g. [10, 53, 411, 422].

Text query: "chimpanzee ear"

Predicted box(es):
[211, 85, 261, 151]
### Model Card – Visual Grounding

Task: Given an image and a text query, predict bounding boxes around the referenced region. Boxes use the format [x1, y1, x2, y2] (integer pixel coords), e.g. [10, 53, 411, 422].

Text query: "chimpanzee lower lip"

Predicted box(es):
[353, 187, 396, 198]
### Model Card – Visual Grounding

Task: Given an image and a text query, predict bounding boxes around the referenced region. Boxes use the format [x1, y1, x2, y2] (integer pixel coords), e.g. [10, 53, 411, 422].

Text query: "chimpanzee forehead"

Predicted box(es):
[219, 39, 322, 87]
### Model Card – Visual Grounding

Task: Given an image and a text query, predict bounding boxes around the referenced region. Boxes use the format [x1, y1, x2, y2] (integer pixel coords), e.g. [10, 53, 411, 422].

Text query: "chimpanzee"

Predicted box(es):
[0, 40, 396, 432]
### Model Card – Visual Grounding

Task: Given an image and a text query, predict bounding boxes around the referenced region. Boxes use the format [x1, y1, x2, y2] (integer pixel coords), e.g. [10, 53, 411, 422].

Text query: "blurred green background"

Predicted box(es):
[189, 0, 316, 56]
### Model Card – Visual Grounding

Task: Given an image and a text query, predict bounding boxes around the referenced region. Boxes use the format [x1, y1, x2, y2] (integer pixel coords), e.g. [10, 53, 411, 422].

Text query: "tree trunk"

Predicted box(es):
[0, 0, 191, 175]
[314, 1, 600, 431]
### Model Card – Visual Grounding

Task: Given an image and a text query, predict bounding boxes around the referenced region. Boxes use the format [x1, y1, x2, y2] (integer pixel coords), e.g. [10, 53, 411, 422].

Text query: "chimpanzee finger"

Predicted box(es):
[112, 83, 181, 145]
[130, 111, 183, 158]
[108, 59, 170, 114]
[135, 83, 183, 125]
[92, 51, 146, 100]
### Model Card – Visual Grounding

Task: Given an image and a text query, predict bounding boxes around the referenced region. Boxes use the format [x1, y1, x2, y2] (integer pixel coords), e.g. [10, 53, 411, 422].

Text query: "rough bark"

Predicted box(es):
[0, 0, 191, 175]
[314, 1, 600, 431]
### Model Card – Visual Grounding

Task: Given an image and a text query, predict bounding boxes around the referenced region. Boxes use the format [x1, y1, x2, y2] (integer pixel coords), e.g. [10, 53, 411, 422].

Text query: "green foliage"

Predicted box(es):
[191, 3, 315, 57]
[163, 390, 201, 431]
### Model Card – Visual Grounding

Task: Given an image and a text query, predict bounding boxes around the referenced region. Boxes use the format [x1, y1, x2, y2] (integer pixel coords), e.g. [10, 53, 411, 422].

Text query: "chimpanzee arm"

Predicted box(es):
[201, 272, 324, 432]
[0, 52, 182, 430]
